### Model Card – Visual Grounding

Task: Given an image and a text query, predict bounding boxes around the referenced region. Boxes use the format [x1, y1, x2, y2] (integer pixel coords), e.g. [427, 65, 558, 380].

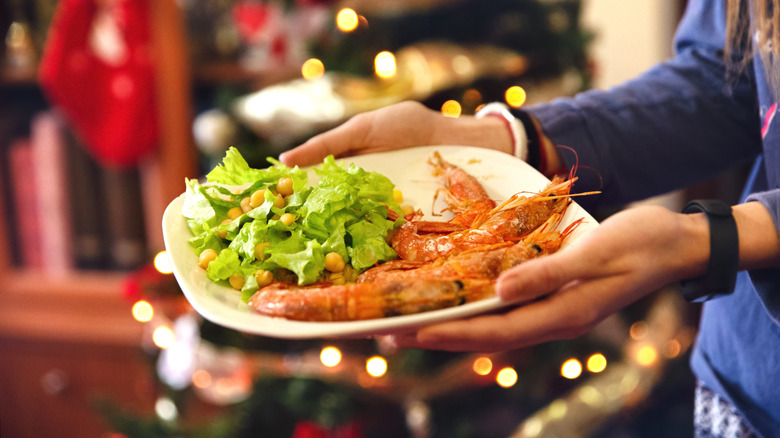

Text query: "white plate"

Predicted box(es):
[162, 145, 598, 339]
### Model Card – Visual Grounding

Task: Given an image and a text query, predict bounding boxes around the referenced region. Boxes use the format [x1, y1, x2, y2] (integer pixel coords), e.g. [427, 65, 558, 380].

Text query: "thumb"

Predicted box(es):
[496, 251, 580, 302]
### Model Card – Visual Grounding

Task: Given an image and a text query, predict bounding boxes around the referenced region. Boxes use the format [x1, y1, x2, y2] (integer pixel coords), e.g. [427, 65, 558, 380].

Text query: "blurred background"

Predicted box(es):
[1, 0, 737, 437]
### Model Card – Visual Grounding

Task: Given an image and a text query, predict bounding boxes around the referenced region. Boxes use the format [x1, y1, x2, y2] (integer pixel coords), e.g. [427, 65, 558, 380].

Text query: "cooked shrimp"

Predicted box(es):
[429, 151, 496, 227]
[472, 176, 575, 240]
[391, 175, 577, 263]
[369, 213, 579, 284]
[248, 278, 495, 321]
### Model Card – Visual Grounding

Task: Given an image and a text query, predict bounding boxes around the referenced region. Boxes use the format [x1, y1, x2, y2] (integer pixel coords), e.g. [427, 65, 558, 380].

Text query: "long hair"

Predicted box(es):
[727, 0, 780, 95]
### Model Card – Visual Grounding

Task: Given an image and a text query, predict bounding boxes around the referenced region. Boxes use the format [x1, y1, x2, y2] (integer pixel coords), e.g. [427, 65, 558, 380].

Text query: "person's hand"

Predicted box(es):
[279, 101, 513, 167]
[390, 205, 710, 352]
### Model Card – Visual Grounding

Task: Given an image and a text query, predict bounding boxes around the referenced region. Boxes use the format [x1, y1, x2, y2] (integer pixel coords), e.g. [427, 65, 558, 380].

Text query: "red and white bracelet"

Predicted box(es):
[475, 102, 528, 162]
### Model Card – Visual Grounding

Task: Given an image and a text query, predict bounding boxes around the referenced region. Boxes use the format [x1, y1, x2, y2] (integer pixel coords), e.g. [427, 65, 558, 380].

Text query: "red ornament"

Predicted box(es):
[39, 0, 159, 168]
[233, 1, 274, 42]
[291, 422, 330, 438]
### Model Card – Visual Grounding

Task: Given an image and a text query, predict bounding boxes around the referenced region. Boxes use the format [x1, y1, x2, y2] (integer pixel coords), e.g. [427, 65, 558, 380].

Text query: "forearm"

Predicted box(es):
[734, 201, 780, 270]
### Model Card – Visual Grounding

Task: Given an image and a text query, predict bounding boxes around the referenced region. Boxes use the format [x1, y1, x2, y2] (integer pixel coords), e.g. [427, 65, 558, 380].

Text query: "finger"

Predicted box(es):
[391, 300, 569, 352]
[279, 118, 369, 167]
[392, 280, 603, 352]
[496, 249, 584, 302]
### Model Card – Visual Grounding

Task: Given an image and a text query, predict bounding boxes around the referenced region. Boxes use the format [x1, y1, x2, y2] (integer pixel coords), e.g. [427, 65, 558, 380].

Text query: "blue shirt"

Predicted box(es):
[524, 1, 780, 435]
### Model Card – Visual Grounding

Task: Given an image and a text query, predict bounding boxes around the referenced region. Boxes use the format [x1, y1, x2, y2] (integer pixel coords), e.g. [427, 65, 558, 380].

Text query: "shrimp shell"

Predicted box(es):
[248, 278, 495, 322]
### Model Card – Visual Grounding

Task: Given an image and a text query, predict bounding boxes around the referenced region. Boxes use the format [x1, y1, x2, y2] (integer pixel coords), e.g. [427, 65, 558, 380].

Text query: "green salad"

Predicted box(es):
[182, 147, 405, 302]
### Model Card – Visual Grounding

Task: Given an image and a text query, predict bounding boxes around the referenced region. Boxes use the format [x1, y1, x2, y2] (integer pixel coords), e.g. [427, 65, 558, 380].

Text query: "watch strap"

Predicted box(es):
[680, 199, 739, 302]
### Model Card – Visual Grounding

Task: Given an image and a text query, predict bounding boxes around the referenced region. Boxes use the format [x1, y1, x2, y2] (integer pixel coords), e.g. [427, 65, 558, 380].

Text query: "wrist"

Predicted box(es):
[435, 112, 514, 155]
[680, 200, 739, 302]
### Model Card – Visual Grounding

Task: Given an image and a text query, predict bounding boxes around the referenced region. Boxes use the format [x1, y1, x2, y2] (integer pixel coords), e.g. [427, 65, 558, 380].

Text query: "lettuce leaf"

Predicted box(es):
[182, 148, 404, 299]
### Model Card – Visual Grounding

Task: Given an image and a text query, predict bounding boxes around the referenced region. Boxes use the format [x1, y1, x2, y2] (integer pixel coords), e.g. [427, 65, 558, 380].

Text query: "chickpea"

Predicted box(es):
[328, 272, 345, 285]
[393, 189, 404, 204]
[240, 196, 252, 213]
[273, 194, 286, 209]
[229, 274, 245, 290]
[279, 213, 296, 226]
[217, 218, 232, 239]
[249, 189, 266, 208]
[401, 204, 416, 217]
[254, 270, 274, 287]
[324, 252, 345, 272]
[227, 207, 243, 220]
[254, 242, 270, 260]
[198, 248, 218, 269]
[276, 177, 294, 196]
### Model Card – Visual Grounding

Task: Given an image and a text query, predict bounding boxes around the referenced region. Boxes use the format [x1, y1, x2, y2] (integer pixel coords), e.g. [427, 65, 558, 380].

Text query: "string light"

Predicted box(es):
[132, 300, 154, 322]
[635, 345, 658, 367]
[472, 357, 493, 376]
[153, 325, 175, 349]
[586, 353, 607, 373]
[153, 251, 173, 274]
[505, 85, 527, 107]
[496, 367, 518, 388]
[441, 100, 461, 118]
[336, 8, 359, 32]
[374, 51, 396, 79]
[320, 346, 342, 367]
[560, 358, 582, 379]
[366, 356, 387, 377]
[301, 58, 325, 80]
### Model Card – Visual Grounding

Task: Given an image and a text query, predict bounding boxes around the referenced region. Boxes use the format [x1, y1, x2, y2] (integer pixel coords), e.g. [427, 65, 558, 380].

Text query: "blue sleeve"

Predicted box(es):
[524, 0, 763, 210]
[745, 188, 780, 324]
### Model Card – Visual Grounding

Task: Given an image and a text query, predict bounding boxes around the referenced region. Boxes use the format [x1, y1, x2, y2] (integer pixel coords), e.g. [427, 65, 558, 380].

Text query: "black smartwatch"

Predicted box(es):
[680, 199, 739, 302]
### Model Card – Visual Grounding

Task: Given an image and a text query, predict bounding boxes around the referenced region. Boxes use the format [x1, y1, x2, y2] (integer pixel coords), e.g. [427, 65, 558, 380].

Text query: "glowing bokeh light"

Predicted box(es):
[636, 345, 658, 367]
[301, 58, 325, 80]
[664, 339, 682, 358]
[629, 321, 648, 340]
[462, 89, 483, 107]
[561, 358, 583, 379]
[155, 397, 178, 421]
[505, 85, 527, 108]
[472, 357, 493, 376]
[586, 353, 607, 373]
[336, 8, 359, 32]
[441, 100, 462, 118]
[153, 325, 175, 349]
[192, 369, 212, 389]
[132, 300, 154, 322]
[154, 251, 173, 274]
[374, 51, 396, 79]
[366, 356, 388, 377]
[320, 346, 342, 367]
[496, 367, 518, 388]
